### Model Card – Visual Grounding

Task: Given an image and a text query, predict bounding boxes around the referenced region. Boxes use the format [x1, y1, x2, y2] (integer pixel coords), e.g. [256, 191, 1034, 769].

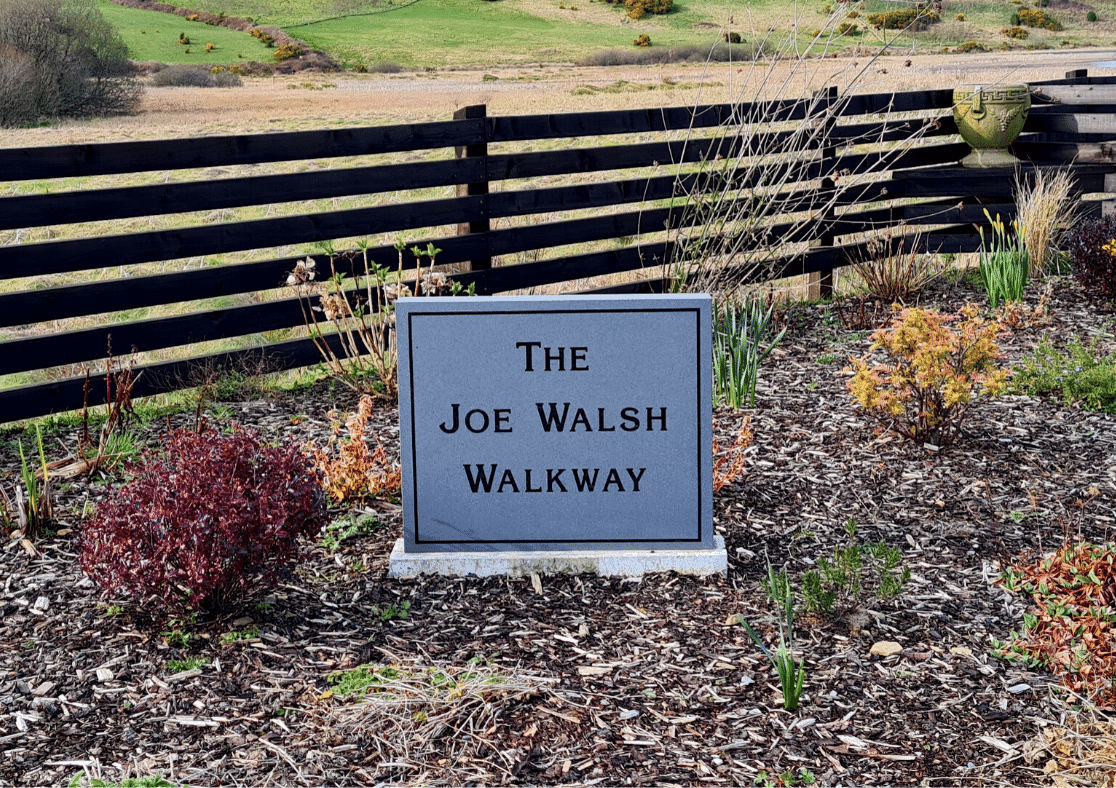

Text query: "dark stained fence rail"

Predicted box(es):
[0, 69, 1113, 422]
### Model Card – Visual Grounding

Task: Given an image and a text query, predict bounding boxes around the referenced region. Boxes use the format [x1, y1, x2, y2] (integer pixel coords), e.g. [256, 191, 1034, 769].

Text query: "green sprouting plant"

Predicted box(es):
[160, 614, 196, 648]
[319, 512, 380, 551]
[739, 561, 806, 711]
[220, 626, 259, 644]
[2, 424, 53, 540]
[166, 657, 207, 673]
[712, 295, 786, 409]
[801, 520, 911, 614]
[758, 768, 816, 787]
[328, 664, 402, 697]
[207, 404, 235, 422]
[68, 775, 177, 788]
[1012, 336, 1116, 414]
[103, 604, 123, 617]
[374, 600, 411, 621]
[289, 240, 463, 399]
[449, 277, 477, 296]
[978, 209, 1029, 307]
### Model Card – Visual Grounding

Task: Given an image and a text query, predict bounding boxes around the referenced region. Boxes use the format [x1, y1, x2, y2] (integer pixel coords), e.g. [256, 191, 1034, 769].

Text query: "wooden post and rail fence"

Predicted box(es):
[1, 68, 1115, 423]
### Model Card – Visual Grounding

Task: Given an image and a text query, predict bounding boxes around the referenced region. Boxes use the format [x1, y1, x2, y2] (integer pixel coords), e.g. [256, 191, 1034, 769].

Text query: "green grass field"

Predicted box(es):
[95, 0, 1116, 70]
[98, 0, 823, 69]
[96, 0, 277, 63]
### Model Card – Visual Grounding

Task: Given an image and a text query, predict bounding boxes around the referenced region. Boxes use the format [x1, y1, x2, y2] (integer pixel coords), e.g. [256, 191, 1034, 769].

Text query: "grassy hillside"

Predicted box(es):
[96, 0, 277, 63]
[289, 0, 726, 68]
[98, 0, 1116, 69]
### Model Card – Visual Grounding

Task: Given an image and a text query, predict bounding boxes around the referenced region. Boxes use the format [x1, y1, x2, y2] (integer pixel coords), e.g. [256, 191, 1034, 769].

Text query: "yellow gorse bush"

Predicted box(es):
[847, 306, 1010, 446]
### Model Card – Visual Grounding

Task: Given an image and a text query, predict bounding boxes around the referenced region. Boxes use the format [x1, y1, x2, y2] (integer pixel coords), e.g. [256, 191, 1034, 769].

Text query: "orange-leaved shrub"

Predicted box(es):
[847, 306, 1009, 446]
[306, 395, 402, 504]
[79, 427, 327, 617]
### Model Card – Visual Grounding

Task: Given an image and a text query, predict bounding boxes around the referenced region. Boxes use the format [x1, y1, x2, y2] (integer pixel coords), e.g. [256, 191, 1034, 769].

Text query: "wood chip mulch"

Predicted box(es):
[2, 274, 1115, 787]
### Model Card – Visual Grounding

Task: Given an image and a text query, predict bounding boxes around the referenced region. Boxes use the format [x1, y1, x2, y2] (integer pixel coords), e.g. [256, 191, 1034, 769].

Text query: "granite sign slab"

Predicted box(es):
[396, 294, 713, 554]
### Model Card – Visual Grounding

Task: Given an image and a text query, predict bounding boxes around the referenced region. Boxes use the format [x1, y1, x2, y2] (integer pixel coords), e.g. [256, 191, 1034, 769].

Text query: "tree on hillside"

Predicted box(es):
[0, 0, 141, 127]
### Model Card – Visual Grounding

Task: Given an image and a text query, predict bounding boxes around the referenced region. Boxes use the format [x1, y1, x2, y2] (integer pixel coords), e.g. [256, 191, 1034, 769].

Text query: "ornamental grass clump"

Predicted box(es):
[1015, 167, 1077, 276]
[847, 306, 1009, 446]
[850, 227, 947, 304]
[79, 427, 327, 618]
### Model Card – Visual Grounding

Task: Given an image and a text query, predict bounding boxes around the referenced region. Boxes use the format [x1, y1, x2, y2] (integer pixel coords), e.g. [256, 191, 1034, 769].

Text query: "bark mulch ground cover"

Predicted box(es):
[2, 273, 1114, 787]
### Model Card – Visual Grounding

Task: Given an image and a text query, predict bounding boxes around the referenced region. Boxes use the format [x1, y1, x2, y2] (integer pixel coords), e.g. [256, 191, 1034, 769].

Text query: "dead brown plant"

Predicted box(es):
[314, 656, 556, 784]
[713, 416, 752, 493]
[848, 227, 948, 305]
[305, 394, 402, 504]
[47, 340, 139, 479]
[1023, 717, 1116, 786]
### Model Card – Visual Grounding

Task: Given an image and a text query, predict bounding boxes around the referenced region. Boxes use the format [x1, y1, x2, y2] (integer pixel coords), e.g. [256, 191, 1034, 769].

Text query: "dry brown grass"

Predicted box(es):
[1016, 166, 1078, 277]
[308, 656, 556, 784]
[1023, 717, 1116, 787]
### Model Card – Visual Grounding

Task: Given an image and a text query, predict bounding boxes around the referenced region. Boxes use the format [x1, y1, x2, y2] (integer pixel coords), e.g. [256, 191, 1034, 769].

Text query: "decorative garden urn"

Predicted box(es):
[953, 84, 1031, 168]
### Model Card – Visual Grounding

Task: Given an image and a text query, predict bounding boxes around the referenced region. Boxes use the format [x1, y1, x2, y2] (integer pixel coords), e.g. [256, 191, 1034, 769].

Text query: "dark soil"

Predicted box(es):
[2, 273, 1114, 787]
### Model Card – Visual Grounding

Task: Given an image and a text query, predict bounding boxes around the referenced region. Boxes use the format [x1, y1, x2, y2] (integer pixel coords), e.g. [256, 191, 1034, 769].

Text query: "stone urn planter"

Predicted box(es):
[953, 84, 1031, 168]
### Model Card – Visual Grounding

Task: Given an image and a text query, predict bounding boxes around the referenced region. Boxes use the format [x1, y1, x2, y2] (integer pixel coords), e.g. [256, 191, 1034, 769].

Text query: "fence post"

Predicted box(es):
[453, 103, 492, 272]
[807, 85, 837, 302]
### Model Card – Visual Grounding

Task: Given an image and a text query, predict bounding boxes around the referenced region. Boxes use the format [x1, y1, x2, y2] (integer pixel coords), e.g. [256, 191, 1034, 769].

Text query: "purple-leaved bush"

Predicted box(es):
[1066, 215, 1116, 303]
[80, 426, 327, 617]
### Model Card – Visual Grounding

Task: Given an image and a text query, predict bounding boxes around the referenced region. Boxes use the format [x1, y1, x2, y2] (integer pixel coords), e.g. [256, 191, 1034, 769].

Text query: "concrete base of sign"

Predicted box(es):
[388, 536, 727, 578]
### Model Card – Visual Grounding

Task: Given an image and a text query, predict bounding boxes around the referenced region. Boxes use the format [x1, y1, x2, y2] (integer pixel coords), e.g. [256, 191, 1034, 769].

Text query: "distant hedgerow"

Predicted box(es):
[620, 0, 672, 19]
[150, 65, 239, 87]
[249, 27, 275, 46]
[80, 427, 327, 617]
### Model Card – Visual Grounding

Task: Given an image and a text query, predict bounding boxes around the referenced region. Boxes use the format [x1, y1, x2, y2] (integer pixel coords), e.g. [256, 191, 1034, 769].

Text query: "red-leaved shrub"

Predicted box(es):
[80, 426, 326, 617]
[1066, 215, 1116, 303]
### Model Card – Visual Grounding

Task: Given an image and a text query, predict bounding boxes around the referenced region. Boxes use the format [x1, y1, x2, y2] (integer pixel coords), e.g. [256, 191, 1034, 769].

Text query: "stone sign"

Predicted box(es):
[395, 294, 714, 559]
